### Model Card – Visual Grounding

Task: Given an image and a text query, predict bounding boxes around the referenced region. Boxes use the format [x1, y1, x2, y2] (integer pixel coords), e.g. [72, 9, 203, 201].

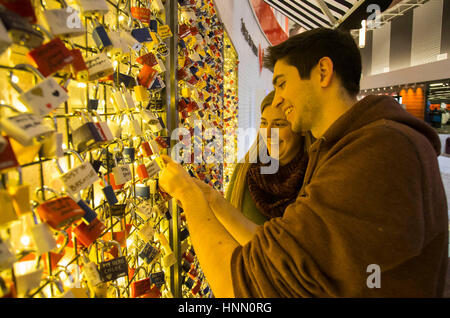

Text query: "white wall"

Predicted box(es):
[214, 0, 274, 160]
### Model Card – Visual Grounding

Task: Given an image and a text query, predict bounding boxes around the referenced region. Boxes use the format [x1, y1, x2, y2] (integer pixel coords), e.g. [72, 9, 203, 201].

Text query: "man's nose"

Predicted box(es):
[272, 93, 284, 108]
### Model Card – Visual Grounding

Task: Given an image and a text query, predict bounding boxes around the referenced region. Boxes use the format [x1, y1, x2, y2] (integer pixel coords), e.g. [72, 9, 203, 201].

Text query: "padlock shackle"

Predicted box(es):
[12, 64, 45, 80]
[53, 148, 85, 174]
[32, 24, 55, 41]
[35, 186, 61, 202]
[0, 104, 21, 113]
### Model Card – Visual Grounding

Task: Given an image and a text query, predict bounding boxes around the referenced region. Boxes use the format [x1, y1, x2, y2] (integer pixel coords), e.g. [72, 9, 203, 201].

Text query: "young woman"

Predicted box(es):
[226, 91, 310, 225]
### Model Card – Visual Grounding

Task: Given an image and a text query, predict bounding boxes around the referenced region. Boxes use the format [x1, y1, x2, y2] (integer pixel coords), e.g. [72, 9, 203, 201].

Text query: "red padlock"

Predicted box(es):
[140, 141, 153, 157]
[131, 278, 151, 298]
[73, 218, 106, 247]
[137, 65, 158, 88]
[155, 136, 169, 149]
[130, 7, 151, 24]
[26, 37, 74, 77]
[0, 0, 37, 23]
[0, 136, 19, 172]
[136, 52, 158, 67]
[191, 279, 202, 296]
[68, 49, 89, 82]
[100, 172, 124, 190]
[140, 285, 162, 298]
[136, 162, 149, 181]
[36, 196, 85, 230]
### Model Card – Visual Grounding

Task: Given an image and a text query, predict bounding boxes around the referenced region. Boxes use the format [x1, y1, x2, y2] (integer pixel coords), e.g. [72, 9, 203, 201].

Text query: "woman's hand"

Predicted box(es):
[159, 154, 197, 201]
[191, 178, 222, 206]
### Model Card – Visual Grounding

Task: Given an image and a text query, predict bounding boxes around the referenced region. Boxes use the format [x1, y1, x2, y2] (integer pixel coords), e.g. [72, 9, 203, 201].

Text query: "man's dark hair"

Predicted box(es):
[264, 28, 362, 96]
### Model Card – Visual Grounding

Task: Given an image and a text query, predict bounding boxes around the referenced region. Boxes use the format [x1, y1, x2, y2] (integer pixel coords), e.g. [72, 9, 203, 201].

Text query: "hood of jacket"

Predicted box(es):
[321, 95, 441, 155]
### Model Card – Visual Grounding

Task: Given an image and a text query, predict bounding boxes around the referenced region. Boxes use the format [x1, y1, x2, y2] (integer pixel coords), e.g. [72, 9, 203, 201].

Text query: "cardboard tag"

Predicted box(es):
[59, 161, 100, 195]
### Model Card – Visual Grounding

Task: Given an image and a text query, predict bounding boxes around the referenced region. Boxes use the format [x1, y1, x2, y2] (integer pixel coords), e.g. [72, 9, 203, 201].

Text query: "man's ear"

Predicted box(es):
[317, 57, 334, 88]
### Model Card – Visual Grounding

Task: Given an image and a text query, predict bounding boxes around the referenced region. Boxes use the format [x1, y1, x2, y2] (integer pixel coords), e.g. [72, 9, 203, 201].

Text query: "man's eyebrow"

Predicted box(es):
[272, 74, 284, 86]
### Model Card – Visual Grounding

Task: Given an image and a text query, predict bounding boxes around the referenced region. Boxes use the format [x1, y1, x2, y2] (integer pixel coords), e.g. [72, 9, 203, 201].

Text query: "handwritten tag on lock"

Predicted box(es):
[19, 78, 69, 116]
[99, 256, 128, 282]
[112, 164, 132, 185]
[59, 161, 100, 195]
[145, 159, 161, 179]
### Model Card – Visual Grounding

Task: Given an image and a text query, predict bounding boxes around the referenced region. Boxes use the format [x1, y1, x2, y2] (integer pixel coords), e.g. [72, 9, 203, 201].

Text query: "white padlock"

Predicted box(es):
[76, 0, 110, 16]
[42, 1, 85, 38]
[13, 260, 44, 297]
[85, 53, 114, 81]
[30, 222, 57, 255]
[0, 106, 54, 146]
[54, 149, 100, 196]
[137, 220, 155, 242]
[9, 64, 69, 117]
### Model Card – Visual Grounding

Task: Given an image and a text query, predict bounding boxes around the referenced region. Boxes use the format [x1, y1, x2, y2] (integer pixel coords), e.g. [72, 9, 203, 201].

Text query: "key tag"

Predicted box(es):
[98, 240, 128, 282]
[8, 64, 69, 117]
[34, 186, 85, 230]
[41, 0, 85, 38]
[0, 104, 54, 147]
[54, 149, 100, 196]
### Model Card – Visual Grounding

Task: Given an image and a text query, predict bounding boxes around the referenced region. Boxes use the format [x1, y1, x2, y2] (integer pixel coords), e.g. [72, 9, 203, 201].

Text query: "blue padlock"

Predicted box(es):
[131, 27, 153, 43]
[123, 147, 135, 164]
[149, 19, 158, 33]
[135, 183, 150, 199]
[92, 22, 113, 51]
[101, 177, 119, 205]
[77, 199, 97, 224]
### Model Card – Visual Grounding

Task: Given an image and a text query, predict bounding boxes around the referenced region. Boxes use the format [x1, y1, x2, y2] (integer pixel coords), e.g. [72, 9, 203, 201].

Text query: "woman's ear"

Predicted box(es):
[317, 57, 334, 88]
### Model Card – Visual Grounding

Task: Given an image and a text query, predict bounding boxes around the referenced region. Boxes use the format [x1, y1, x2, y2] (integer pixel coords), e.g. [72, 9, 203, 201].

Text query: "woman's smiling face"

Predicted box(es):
[260, 104, 302, 166]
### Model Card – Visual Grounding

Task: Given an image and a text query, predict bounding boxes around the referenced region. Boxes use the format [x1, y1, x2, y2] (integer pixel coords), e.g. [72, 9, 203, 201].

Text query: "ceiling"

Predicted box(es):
[263, 0, 394, 31]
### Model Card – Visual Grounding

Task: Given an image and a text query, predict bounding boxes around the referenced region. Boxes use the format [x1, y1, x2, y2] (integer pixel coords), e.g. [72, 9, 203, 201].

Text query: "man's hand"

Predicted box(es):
[159, 154, 196, 201]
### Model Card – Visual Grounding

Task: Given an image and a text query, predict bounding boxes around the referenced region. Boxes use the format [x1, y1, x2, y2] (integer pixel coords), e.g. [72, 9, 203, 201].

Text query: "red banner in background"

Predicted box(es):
[249, 0, 289, 46]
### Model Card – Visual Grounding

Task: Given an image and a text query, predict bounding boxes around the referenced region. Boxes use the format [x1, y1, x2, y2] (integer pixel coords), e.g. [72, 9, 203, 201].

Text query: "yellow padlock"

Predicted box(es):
[134, 85, 149, 102]
[0, 188, 18, 226]
[181, 87, 191, 98]
[7, 167, 31, 216]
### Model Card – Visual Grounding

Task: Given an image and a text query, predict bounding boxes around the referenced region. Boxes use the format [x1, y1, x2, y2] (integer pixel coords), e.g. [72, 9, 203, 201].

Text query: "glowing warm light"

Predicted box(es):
[20, 234, 31, 247]
[77, 82, 87, 88]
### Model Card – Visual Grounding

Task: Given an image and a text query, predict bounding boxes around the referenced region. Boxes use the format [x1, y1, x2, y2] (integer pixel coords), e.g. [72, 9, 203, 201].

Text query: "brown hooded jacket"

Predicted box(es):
[231, 95, 449, 297]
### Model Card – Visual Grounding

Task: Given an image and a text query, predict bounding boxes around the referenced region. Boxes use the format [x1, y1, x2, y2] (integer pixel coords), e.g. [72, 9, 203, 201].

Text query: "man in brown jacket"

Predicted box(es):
[159, 28, 448, 297]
